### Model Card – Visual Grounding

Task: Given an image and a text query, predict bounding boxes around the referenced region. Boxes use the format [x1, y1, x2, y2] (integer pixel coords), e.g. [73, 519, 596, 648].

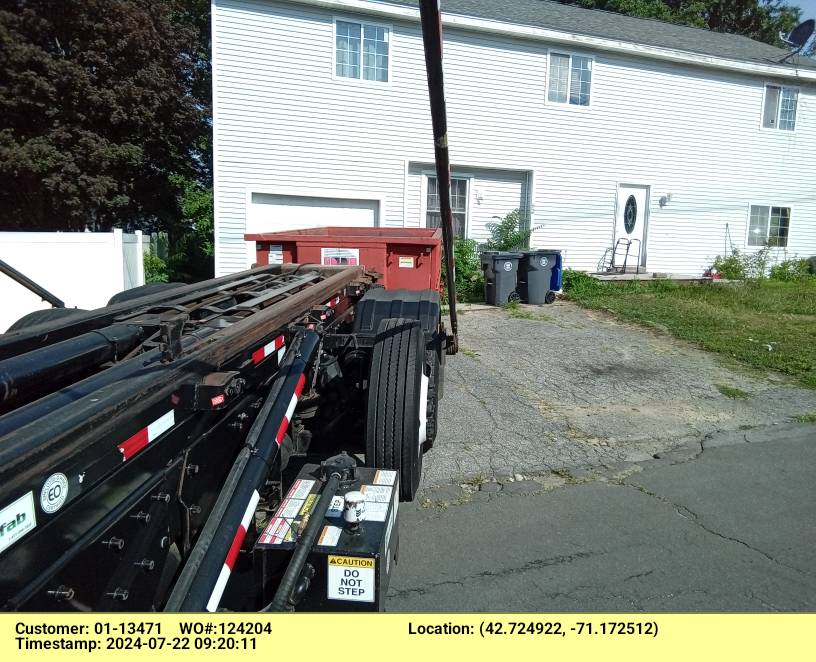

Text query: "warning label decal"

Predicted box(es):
[327, 556, 375, 603]
[258, 517, 292, 545]
[318, 525, 342, 547]
[287, 479, 315, 500]
[361, 484, 392, 503]
[373, 469, 397, 486]
[274, 497, 303, 519]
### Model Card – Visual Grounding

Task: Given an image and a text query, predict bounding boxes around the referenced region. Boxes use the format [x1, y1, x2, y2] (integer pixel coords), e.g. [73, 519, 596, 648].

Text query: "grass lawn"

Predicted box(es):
[564, 274, 816, 389]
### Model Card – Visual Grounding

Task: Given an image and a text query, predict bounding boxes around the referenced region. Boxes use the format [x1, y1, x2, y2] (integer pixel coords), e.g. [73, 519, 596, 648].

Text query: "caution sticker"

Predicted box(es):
[327, 556, 375, 603]
[299, 494, 317, 517]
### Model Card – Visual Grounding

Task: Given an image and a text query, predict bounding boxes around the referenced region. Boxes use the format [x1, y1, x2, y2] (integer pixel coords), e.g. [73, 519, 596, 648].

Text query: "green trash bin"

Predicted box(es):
[481, 252, 523, 306]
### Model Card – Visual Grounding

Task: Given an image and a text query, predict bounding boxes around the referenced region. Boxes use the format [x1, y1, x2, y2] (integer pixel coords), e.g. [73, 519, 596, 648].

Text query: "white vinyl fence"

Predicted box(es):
[0, 229, 144, 333]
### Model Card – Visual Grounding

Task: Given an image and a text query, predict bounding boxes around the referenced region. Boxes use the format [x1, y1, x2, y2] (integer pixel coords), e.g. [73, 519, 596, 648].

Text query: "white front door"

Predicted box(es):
[615, 184, 649, 267]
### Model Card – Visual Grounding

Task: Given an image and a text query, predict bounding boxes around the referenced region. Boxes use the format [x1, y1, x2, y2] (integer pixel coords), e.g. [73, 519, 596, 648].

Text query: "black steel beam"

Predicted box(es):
[0, 258, 65, 309]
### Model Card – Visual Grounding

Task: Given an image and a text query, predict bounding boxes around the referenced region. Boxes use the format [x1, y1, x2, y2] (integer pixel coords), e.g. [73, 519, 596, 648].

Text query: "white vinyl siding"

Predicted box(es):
[213, 0, 816, 276]
[335, 18, 389, 82]
[762, 85, 798, 130]
[548, 52, 592, 106]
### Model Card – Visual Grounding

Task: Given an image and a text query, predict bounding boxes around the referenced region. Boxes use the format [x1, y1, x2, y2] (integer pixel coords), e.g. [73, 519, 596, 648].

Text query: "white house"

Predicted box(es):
[211, 0, 816, 276]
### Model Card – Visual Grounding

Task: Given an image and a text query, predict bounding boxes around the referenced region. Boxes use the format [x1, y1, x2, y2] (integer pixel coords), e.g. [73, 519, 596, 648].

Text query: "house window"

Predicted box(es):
[548, 53, 592, 106]
[763, 85, 798, 130]
[335, 20, 389, 82]
[426, 176, 468, 237]
[748, 205, 790, 247]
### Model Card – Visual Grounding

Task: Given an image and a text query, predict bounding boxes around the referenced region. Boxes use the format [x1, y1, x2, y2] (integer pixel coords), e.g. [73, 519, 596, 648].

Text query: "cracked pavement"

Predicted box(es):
[387, 304, 816, 611]
[421, 302, 816, 485]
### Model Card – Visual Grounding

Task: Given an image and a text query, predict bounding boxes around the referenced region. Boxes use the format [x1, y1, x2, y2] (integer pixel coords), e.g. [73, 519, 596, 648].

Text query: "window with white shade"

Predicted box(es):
[426, 176, 468, 238]
[548, 53, 592, 106]
[748, 205, 790, 247]
[335, 20, 389, 82]
[762, 85, 798, 130]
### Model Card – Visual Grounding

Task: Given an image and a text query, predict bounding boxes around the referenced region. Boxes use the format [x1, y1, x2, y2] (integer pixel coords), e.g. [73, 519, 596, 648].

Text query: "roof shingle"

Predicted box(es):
[385, 0, 816, 71]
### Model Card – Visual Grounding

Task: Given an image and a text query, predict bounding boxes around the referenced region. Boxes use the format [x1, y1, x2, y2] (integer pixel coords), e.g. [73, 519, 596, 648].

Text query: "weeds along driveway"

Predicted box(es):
[423, 301, 816, 487]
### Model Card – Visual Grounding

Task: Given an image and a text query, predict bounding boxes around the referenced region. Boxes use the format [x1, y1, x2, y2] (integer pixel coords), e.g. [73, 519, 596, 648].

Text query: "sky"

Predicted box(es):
[796, 0, 816, 20]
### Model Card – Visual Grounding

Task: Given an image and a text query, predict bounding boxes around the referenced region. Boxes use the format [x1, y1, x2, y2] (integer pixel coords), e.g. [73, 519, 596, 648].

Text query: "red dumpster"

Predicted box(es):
[245, 227, 443, 291]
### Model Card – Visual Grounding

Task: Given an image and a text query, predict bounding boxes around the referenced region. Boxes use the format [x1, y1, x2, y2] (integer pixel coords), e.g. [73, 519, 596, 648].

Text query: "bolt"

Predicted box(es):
[47, 586, 75, 601]
[134, 558, 156, 571]
[152, 492, 171, 504]
[160, 536, 170, 549]
[130, 511, 150, 524]
[105, 588, 129, 601]
[102, 537, 125, 550]
[186, 464, 199, 476]
[189, 505, 202, 515]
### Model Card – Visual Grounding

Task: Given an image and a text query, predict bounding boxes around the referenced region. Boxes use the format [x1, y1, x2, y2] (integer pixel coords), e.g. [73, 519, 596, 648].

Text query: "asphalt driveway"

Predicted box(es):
[387, 302, 816, 611]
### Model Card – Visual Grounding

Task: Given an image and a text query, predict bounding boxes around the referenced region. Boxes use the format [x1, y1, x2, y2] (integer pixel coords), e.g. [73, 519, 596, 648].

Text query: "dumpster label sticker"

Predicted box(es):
[360, 484, 392, 503]
[0, 492, 36, 555]
[539, 256, 549, 267]
[274, 497, 304, 519]
[40, 473, 69, 514]
[286, 479, 315, 500]
[326, 496, 345, 518]
[398, 256, 414, 268]
[327, 556, 375, 603]
[321, 247, 359, 266]
[267, 245, 284, 266]
[373, 469, 396, 486]
[258, 517, 292, 545]
[503, 261, 513, 271]
[318, 525, 342, 547]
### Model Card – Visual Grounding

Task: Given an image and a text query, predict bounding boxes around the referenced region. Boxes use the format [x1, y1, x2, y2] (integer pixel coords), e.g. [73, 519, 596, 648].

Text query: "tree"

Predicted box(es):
[564, 0, 801, 47]
[0, 0, 210, 232]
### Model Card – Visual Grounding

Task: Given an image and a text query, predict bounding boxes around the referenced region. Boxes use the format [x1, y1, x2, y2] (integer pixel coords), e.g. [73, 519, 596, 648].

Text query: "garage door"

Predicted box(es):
[247, 193, 379, 235]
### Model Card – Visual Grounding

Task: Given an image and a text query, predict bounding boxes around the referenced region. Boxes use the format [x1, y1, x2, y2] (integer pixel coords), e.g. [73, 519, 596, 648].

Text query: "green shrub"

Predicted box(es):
[712, 251, 746, 280]
[483, 208, 533, 251]
[769, 258, 812, 282]
[144, 253, 169, 283]
[561, 268, 603, 300]
[442, 238, 485, 303]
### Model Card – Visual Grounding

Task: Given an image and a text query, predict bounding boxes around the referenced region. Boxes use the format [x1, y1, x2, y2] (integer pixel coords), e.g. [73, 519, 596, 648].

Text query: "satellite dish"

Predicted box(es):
[781, 18, 814, 48]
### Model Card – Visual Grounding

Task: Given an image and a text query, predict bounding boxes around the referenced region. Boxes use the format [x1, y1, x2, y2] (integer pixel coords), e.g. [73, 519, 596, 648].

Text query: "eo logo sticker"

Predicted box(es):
[40, 473, 69, 514]
[503, 261, 513, 272]
[539, 256, 549, 267]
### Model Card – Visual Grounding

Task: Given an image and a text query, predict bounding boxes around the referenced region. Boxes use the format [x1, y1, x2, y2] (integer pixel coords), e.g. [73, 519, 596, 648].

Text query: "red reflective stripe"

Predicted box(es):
[118, 428, 149, 461]
[225, 525, 247, 570]
[251, 347, 265, 364]
[275, 416, 289, 445]
[294, 373, 306, 398]
[273, 335, 285, 350]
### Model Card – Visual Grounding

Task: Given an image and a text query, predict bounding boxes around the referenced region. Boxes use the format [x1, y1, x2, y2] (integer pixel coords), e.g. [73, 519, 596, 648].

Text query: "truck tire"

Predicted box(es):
[107, 282, 185, 306]
[6, 307, 87, 333]
[366, 318, 425, 501]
